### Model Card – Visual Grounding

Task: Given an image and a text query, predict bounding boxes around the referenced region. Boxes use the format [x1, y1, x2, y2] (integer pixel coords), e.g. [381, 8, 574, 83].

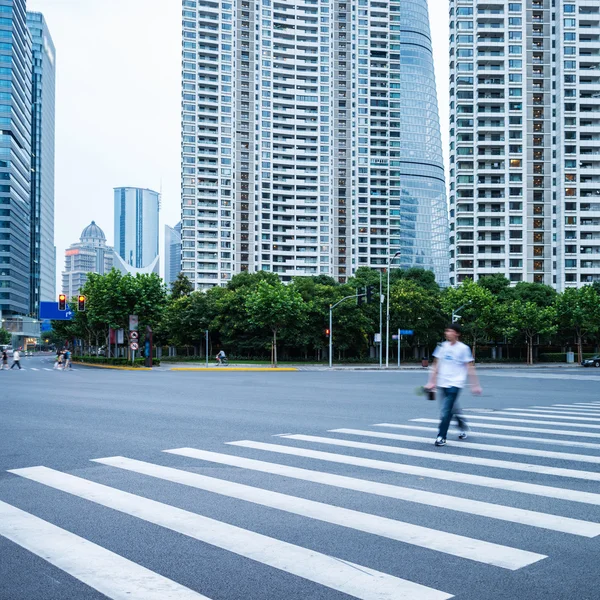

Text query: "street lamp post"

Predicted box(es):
[379, 270, 382, 368]
[452, 301, 472, 323]
[385, 251, 402, 368]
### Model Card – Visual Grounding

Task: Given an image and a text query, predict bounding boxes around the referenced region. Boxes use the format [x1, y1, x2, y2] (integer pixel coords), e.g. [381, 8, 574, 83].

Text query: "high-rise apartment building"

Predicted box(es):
[164, 221, 182, 286]
[114, 187, 160, 270]
[0, 0, 32, 316]
[27, 11, 56, 315]
[61, 221, 114, 299]
[449, 0, 600, 289]
[181, 0, 448, 290]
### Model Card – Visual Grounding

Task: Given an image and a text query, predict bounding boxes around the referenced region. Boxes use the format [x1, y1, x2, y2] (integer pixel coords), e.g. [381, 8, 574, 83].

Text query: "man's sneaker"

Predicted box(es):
[458, 431, 468, 440]
[434, 436, 446, 447]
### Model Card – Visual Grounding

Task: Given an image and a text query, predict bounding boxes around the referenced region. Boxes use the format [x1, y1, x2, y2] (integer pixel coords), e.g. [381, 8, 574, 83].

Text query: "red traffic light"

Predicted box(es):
[78, 295, 86, 312]
[58, 294, 66, 311]
[325, 328, 330, 337]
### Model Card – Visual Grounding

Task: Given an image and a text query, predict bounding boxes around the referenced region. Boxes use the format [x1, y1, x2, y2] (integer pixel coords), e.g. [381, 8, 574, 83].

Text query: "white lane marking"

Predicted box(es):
[94, 456, 543, 570]
[280, 434, 600, 483]
[374, 423, 600, 451]
[481, 372, 600, 382]
[549, 405, 600, 412]
[572, 403, 600, 406]
[411, 419, 600, 439]
[330, 428, 600, 465]
[30, 368, 39, 371]
[43, 368, 52, 371]
[165, 448, 600, 537]
[0, 500, 210, 600]
[502, 409, 600, 421]
[453, 415, 600, 430]
[9, 467, 451, 600]
[226, 440, 600, 506]
[517, 408, 600, 417]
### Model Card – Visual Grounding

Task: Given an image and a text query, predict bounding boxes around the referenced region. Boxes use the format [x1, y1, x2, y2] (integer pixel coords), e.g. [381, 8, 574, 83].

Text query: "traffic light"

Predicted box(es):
[325, 328, 330, 338]
[78, 295, 86, 312]
[366, 285, 374, 303]
[58, 294, 66, 311]
[357, 288, 364, 306]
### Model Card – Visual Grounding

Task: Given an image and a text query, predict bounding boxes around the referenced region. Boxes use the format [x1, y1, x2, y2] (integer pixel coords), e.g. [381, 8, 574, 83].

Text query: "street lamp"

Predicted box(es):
[386, 250, 402, 368]
[452, 301, 472, 323]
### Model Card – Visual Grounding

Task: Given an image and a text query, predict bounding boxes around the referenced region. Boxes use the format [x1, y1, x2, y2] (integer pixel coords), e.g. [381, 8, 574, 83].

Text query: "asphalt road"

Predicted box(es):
[1, 355, 599, 600]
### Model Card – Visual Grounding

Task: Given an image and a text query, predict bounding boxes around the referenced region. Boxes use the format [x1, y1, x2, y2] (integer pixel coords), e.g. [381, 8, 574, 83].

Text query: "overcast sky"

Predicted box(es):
[27, 0, 449, 286]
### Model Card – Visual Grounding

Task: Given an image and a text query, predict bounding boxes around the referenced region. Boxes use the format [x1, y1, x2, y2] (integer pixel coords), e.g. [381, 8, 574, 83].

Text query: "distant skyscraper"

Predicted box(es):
[0, 0, 32, 316]
[181, 0, 449, 289]
[448, 0, 600, 290]
[27, 11, 56, 315]
[62, 221, 113, 298]
[164, 221, 181, 286]
[113, 187, 160, 269]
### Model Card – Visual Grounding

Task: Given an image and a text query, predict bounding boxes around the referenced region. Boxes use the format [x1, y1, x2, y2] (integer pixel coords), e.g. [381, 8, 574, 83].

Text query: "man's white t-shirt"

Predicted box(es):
[433, 341, 473, 388]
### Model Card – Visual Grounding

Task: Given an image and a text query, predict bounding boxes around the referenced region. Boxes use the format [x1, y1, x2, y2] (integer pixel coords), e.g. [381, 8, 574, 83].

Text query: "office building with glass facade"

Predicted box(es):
[165, 221, 182, 286]
[181, 0, 448, 289]
[449, 0, 600, 289]
[0, 0, 32, 316]
[27, 11, 56, 315]
[114, 187, 160, 270]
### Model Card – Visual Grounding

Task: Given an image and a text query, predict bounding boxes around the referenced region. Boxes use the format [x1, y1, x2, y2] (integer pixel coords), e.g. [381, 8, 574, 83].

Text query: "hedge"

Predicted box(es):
[539, 353, 598, 363]
[72, 356, 160, 367]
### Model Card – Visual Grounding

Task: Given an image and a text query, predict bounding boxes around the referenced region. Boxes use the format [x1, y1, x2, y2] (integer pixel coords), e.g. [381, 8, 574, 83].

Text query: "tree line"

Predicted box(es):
[50, 268, 600, 364]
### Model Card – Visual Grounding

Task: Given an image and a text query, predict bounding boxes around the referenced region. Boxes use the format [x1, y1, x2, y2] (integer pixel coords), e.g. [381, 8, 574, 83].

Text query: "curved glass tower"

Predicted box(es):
[394, 0, 449, 286]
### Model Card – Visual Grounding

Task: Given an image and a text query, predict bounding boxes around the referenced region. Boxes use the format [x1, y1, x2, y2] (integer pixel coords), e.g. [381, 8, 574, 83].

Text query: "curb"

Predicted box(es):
[74, 362, 152, 371]
[171, 367, 298, 372]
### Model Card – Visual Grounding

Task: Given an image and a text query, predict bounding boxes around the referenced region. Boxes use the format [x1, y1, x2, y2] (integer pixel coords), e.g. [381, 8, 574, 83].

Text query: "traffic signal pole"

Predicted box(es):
[328, 290, 370, 368]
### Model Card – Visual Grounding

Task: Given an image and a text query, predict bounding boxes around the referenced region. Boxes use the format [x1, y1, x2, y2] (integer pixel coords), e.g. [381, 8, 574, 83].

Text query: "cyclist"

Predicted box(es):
[216, 349, 227, 366]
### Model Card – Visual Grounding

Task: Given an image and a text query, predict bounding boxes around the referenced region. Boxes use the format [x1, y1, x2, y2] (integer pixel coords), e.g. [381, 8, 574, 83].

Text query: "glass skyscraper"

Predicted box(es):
[114, 187, 160, 270]
[27, 11, 56, 315]
[0, 0, 32, 316]
[164, 221, 182, 286]
[181, 0, 449, 289]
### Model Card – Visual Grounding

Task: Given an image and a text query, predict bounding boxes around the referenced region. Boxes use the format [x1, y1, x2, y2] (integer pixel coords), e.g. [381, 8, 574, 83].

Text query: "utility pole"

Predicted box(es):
[379, 270, 382, 367]
[386, 251, 402, 368]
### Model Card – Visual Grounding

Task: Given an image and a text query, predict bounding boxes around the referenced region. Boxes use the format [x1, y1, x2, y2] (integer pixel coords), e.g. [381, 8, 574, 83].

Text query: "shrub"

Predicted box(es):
[539, 352, 597, 363]
[72, 356, 160, 367]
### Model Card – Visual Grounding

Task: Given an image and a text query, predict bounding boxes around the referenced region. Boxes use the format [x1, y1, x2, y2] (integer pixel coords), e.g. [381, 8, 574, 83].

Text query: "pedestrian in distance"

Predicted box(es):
[10, 349, 22, 370]
[63, 348, 71, 371]
[1, 350, 8, 370]
[425, 324, 482, 447]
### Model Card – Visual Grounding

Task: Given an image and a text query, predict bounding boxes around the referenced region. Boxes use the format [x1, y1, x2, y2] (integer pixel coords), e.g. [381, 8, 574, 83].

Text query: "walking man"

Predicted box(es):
[425, 324, 481, 447]
[10, 349, 21, 370]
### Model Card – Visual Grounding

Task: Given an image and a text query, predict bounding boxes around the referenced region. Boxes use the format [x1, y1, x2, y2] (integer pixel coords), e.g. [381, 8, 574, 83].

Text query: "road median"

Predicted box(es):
[171, 367, 298, 372]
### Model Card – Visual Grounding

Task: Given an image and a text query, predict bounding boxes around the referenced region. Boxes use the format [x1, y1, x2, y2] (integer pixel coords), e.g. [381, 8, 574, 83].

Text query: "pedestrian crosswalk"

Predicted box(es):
[2, 400, 600, 599]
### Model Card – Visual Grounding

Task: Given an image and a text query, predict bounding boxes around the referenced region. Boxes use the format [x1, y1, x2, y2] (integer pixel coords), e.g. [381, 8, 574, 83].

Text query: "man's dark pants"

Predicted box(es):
[10, 360, 21, 370]
[438, 386, 467, 439]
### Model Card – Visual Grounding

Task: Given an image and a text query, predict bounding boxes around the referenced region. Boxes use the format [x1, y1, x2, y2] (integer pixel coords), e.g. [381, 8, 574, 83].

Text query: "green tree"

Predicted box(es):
[555, 286, 600, 363]
[170, 272, 194, 299]
[441, 279, 499, 358]
[509, 300, 557, 365]
[245, 280, 307, 366]
[0, 327, 11, 345]
[512, 282, 557, 308]
[477, 274, 513, 302]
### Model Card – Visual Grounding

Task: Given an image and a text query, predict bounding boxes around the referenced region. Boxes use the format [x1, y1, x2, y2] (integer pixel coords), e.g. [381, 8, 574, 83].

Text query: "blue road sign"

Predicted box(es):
[399, 329, 414, 335]
[39, 301, 74, 321]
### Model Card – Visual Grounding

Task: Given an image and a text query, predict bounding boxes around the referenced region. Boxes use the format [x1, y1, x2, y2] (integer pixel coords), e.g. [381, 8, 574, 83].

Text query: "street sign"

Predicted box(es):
[374, 333, 381, 343]
[392, 334, 399, 340]
[129, 330, 139, 340]
[39, 302, 73, 321]
[130, 342, 139, 351]
[117, 329, 124, 344]
[129, 315, 138, 331]
[399, 329, 414, 335]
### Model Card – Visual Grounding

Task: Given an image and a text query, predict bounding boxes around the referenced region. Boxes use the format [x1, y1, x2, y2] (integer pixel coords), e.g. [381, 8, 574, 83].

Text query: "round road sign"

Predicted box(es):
[130, 331, 139, 340]
[130, 342, 139, 351]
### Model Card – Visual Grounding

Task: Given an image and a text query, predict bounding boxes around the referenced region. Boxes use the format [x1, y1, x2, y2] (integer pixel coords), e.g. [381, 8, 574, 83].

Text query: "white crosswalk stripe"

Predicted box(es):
[30, 368, 39, 371]
[503, 409, 600, 421]
[329, 428, 600, 464]
[93, 455, 544, 569]
[0, 500, 210, 600]
[227, 440, 600, 505]
[276, 434, 600, 482]
[9, 466, 451, 600]
[445, 414, 600, 430]
[165, 448, 600, 537]
[375, 422, 600, 450]
[545, 406, 600, 413]
[412, 418, 600, 438]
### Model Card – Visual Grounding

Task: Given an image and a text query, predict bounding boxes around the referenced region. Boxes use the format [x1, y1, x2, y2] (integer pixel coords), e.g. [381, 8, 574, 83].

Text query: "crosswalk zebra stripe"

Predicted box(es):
[165, 448, 600, 537]
[279, 434, 600, 483]
[571, 403, 600, 407]
[519, 409, 600, 417]
[94, 456, 543, 570]
[503, 409, 600, 421]
[374, 423, 600, 451]
[30, 368, 39, 371]
[227, 440, 600, 506]
[329, 428, 600, 465]
[0, 499, 210, 600]
[549, 406, 600, 412]
[450, 415, 600, 430]
[412, 418, 600, 439]
[43, 368, 52, 371]
[9, 466, 451, 600]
